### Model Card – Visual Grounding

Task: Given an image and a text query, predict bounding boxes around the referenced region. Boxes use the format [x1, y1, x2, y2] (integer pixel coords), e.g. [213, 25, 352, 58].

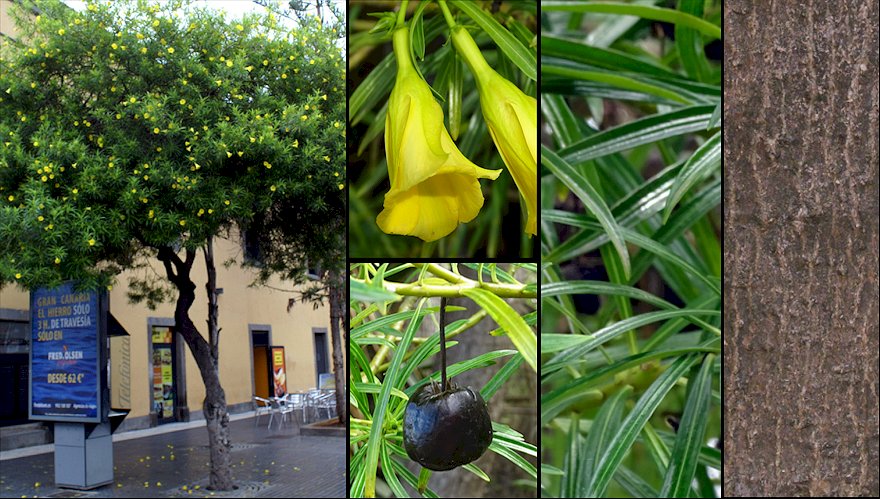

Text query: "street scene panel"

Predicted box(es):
[0, 0, 346, 496]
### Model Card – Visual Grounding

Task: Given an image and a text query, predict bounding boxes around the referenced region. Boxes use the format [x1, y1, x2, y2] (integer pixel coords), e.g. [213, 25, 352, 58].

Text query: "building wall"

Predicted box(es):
[0, 0, 25, 41]
[0, 234, 341, 431]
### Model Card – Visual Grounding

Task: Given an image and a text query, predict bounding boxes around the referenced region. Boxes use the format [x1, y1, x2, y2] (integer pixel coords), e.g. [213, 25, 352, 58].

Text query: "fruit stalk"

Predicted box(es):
[440, 297, 448, 392]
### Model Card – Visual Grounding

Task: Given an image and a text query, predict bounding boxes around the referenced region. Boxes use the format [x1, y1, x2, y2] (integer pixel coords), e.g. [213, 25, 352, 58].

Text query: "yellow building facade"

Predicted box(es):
[0, 233, 340, 433]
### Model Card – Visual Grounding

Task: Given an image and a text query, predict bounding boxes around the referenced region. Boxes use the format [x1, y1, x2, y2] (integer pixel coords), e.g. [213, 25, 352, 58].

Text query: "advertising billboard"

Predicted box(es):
[271, 346, 287, 398]
[29, 282, 106, 422]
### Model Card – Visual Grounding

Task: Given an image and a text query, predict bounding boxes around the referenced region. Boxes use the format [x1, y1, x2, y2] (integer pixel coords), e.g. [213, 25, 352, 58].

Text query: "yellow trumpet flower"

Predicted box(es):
[378, 27, 500, 242]
[450, 26, 537, 235]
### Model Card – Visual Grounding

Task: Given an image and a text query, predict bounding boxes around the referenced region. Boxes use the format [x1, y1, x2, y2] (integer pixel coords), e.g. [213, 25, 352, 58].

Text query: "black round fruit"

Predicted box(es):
[403, 382, 493, 471]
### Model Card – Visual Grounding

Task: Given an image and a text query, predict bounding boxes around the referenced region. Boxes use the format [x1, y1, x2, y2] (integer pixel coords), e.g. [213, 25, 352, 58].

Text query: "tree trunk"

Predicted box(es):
[328, 268, 347, 423]
[724, 1, 879, 496]
[158, 246, 235, 491]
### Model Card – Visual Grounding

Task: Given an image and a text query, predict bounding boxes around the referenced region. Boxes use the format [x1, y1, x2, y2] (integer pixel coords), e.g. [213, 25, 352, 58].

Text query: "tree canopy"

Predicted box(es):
[0, 0, 346, 290]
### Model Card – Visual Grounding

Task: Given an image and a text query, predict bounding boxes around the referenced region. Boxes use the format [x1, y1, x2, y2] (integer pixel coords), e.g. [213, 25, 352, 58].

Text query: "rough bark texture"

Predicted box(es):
[725, 1, 880, 496]
[158, 246, 235, 491]
[328, 268, 347, 424]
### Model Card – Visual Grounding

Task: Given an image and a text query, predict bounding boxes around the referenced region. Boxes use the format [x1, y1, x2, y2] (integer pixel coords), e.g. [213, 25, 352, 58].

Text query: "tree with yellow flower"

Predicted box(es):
[0, 0, 344, 491]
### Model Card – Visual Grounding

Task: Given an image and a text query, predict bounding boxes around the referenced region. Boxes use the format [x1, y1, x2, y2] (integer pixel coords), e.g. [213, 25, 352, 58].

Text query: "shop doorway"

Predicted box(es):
[313, 328, 329, 387]
[0, 311, 29, 427]
[251, 329, 271, 399]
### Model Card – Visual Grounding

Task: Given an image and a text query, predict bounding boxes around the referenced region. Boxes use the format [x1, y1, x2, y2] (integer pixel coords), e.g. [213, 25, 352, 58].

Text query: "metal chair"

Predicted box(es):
[284, 392, 306, 427]
[316, 390, 337, 420]
[303, 389, 322, 423]
[253, 396, 271, 427]
[267, 396, 293, 429]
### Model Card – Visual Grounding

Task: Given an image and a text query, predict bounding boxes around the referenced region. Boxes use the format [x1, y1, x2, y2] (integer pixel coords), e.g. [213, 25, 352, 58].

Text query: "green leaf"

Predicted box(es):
[449, 0, 537, 81]
[707, 101, 722, 129]
[352, 382, 409, 402]
[558, 104, 715, 166]
[541, 64, 693, 105]
[660, 354, 715, 497]
[663, 131, 721, 223]
[480, 353, 524, 400]
[543, 212, 722, 298]
[351, 304, 457, 339]
[417, 467, 432, 495]
[408, 349, 517, 394]
[350, 277, 401, 304]
[380, 439, 408, 498]
[363, 298, 426, 498]
[675, 0, 713, 83]
[541, 1, 722, 39]
[541, 146, 631, 279]
[541, 333, 591, 354]
[410, 1, 428, 61]
[587, 354, 701, 497]
[614, 464, 660, 498]
[540, 342, 718, 422]
[462, 463, 491, 482]
[489, 440, 537, 479]
[542, 309, 720, 375]
[562, 414, 581, 497]
[541, 94, 583, 148]
[542, 35, 684, 81]
[461, 288, 537, 372]
[654, 432, 721, 470]
[542, 464, 565, 476]
[580, 386, 633, 495]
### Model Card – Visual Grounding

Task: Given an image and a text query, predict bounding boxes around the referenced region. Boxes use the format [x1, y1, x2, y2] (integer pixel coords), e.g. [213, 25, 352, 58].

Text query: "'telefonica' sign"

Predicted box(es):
[29, 282, 103, 422]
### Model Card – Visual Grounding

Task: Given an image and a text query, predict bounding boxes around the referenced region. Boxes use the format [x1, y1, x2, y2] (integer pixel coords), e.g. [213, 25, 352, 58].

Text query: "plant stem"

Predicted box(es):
[374, 309, 488, 373]
[437, 0, 456, 28]
[440, 297, 447, 391]
[397, 0, 409, 28]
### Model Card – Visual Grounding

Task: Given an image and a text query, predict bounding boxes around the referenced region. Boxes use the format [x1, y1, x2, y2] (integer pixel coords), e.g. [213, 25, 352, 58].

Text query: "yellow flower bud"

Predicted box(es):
[451, 27, 537, 235]
[378, 28, 500, 242]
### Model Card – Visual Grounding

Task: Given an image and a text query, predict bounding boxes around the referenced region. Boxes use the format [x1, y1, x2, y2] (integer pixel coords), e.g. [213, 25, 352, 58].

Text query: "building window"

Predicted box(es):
[241, 229, 264, 266]
[0, 319, 29, 355]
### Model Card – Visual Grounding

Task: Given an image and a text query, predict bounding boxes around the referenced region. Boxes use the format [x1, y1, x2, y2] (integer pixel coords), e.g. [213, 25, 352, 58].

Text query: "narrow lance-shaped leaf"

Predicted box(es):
[461, 288, 537, 372]
[707, 101, 722, 129]
[541, 1, 722, 39]
[663, 131, 721, 223]
[587, 354, 702, 497]
[449, 0, 537, 81]
[541, 145, 631, 279]
[363, 298, 426, 498]
[660, 353, 716, 497]
[580, 386, 633, 495]
[542, 309, 720, 375]
[562, 414, 580, 497]
[558, 104, 715, 166]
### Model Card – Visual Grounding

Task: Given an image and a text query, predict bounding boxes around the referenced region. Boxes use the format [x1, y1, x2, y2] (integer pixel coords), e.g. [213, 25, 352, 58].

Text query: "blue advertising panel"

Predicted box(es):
[29, 282, 104, 422]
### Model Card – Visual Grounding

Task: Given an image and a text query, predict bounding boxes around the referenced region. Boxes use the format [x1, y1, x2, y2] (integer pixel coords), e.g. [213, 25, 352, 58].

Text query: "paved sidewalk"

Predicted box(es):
[0, 415, 345, 498]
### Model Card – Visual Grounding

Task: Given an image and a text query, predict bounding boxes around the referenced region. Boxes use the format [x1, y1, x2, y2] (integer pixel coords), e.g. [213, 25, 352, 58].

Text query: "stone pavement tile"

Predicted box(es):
[0, 417, 345, 498]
